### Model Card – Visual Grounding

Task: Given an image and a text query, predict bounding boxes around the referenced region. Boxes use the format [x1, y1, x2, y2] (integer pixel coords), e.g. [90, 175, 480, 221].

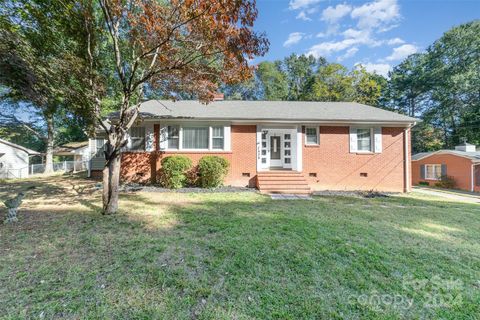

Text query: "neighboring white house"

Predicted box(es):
[0, 138, 40, 179]
[52, 141, 91, 173]
[53, 141, 90, 162]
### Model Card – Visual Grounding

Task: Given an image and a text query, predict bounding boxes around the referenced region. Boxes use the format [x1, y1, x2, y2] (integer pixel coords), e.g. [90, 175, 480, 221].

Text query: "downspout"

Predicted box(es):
[404, 126, 411, 192]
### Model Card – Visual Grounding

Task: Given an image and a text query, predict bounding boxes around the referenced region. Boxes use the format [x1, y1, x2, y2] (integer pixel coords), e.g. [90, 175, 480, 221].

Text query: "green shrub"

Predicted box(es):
[434, 175, 456, 189]
[418, 181, 430, 186]
[198, 156, 229, 188]
[160, 156, 192, 189]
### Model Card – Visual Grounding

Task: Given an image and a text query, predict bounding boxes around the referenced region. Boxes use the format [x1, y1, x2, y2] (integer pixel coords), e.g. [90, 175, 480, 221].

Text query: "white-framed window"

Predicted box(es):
[182, 127, 209, 149]
[356, 128, 372, 152]
[164, 125, 228, 151]
[305, 127, 318, 145]
[425, 164, 442, 180]
[350, 127, 382, 153]
[167, 125, 179, 149]
[129, 126, 145, 150]
[212, 127, 224, 150]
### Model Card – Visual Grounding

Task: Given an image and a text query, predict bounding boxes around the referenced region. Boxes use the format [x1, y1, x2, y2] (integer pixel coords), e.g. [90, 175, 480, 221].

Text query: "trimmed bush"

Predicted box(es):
[434, 175, 456, 189]
[160, 156, 192, 189]
[198, 156, 229, 188]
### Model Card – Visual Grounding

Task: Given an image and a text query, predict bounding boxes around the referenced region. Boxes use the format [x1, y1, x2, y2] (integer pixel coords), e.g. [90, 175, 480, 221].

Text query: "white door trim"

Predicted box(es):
[257, 126, 298, 171]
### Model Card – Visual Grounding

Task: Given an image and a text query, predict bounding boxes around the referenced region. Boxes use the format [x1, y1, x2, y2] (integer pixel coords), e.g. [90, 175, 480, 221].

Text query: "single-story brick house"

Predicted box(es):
[412, 142, 480, 192]
[89, 100, 417, 193]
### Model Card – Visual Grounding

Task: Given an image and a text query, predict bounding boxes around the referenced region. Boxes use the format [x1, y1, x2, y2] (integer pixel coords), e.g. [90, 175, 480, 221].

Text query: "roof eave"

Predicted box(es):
[136, 117, 417, 125]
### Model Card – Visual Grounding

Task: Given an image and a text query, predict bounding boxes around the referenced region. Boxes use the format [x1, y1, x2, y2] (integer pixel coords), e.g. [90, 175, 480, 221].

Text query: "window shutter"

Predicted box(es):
[349, 127, 357, 153]
[420, 164, 426, 179]
[374, 127, 382, 153]
[441, 164, 447, 177]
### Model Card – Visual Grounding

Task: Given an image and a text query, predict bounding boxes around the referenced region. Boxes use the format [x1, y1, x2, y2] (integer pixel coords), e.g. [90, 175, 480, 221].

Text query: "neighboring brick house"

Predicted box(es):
[412, 143, 480, 193]
[89, 100, 417, 193]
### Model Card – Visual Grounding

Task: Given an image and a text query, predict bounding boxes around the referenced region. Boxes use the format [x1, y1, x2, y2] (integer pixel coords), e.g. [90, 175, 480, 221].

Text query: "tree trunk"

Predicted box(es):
[101, 99, 134, 215]
[102, 148, 121, 214]
[44, 114, 54, 173]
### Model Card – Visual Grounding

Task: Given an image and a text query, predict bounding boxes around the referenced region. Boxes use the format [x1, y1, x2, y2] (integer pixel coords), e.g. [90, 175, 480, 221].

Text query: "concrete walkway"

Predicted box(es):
[413, 187, 480, 204]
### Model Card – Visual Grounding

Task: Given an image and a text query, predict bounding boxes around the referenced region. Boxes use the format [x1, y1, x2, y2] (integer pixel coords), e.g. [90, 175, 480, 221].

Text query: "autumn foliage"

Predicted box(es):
[86, 0, 268, 213]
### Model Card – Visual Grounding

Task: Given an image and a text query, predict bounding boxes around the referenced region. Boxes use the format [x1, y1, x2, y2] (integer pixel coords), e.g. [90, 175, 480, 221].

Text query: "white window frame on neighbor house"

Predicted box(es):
[305, 126, 319, 145]
[425, 164, 442, 180]
[160, 123, 231, 152]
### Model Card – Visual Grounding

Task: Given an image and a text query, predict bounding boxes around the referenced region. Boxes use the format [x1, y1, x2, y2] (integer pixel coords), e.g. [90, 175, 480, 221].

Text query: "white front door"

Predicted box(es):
[258, 128, 295, 170]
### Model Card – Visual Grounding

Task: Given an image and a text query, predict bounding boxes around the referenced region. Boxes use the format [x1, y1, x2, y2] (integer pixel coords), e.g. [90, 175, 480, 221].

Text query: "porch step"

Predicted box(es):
[257, 171, 311, 195]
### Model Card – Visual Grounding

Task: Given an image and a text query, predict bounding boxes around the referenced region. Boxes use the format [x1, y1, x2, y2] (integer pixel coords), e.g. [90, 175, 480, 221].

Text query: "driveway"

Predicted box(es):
[413, 186, 480, 204]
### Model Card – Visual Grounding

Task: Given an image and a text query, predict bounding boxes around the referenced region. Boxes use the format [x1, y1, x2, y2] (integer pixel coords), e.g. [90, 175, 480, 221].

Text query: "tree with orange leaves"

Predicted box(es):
[83, 0, 268, 214]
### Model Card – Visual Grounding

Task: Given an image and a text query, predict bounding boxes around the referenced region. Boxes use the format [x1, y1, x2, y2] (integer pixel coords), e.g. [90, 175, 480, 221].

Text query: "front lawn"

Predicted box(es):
[1, 175, 479, 319]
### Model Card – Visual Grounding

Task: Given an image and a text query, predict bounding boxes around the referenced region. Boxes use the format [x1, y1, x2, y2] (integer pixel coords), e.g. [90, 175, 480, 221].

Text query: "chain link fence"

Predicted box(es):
[29, 160, 89, 176]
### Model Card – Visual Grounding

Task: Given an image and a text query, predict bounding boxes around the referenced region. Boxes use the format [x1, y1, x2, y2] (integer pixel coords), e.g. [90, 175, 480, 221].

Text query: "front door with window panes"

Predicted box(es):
[259, 129, 293, 169]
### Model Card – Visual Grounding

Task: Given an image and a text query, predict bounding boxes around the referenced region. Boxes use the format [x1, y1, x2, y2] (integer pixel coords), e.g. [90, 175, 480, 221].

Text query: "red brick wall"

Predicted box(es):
[412, 154, 475, 192]
[98, 124, 410, 192]
[119, 125, 257, 187]
[302, 126, 407, 192]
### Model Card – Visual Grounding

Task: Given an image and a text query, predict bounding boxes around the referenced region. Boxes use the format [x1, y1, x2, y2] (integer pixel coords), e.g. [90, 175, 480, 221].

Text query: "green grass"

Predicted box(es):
[1, 175, 479, 319]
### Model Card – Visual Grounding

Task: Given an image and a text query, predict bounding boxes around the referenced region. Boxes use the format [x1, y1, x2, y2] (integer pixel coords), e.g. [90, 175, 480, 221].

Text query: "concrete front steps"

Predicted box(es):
[257, 171, 311, 194]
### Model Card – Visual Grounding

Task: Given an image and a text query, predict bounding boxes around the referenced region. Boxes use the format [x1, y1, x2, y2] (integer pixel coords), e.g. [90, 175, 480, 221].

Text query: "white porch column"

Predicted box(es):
[295, 125, 303, 172]
[256, 125, 262, 172]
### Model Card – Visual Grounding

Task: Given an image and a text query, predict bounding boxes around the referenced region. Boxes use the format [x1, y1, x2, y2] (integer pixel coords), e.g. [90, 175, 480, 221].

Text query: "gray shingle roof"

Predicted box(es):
[412, 150, 480, 162]
[111, 100, 418, 123]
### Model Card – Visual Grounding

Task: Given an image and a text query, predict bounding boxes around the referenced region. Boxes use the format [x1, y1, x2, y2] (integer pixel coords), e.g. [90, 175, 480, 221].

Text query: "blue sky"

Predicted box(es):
[253, 0, 480, 76]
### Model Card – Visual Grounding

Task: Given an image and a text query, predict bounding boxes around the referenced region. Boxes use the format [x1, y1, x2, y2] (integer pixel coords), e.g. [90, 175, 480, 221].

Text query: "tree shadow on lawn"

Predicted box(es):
[1, 191, 479, 319]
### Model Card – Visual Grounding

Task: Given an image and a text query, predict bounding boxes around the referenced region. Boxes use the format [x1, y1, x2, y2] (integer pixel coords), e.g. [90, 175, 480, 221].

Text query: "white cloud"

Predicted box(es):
[308, 27, 382, 58]
[387, 37, 405, 45]
[296, 11, 312, 21]
[357, 62, 391, 77]
[300, 0, 409, 64]
[321, 4, 352, 23]
[295, 6, 319, 21]
[350, 0, 400, 31]
[337, 47, 359, 61]
[307, 39, 354, 57]
[283, 32, 305, 47]
[289, 0, 322, 10]
[344, 28, 383, 47]
[386, 44, 417, 61]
